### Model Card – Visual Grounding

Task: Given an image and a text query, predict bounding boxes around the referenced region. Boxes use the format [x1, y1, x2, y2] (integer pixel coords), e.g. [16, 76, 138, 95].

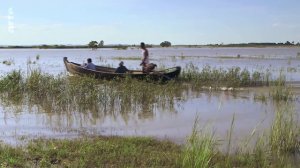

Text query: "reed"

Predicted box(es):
[182, 116, 217, 168]
[180, 91, 299, 167]
[270, 74, 294, 101]
[0, 67, 290, 120]
[269, 102, 299, 154]
[0, 70, 24, 103]
[0, 70, 191, 118]
[180, 64, 270, 87]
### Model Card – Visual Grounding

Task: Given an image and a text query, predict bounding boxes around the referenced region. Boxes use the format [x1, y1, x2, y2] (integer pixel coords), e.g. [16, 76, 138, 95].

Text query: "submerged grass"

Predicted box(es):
[0, 67, 292, 120]
[0, 70, 190, 115]
[180, 64, 271, 88]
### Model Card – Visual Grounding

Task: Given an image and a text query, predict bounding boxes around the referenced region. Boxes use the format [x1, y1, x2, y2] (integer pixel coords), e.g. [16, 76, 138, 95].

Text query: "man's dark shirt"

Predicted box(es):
[115, 66, 128, 73]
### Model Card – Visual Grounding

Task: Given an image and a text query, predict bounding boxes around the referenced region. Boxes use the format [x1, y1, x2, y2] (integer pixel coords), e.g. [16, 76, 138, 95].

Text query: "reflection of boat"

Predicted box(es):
[63, 57, 181, 81]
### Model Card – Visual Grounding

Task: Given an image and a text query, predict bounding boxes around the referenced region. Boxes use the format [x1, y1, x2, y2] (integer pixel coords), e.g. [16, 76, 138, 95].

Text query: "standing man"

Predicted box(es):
[140, 42, 149, 72]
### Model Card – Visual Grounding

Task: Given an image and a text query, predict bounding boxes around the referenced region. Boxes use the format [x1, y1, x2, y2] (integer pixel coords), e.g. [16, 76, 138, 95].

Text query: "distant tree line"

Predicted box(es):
[1, 40, 300, 49]
[207, 41, 300, 47]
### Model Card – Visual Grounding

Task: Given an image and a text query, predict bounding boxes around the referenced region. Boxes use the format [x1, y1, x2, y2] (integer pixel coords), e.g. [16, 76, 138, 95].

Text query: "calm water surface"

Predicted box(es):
[0, 47, 300, 145]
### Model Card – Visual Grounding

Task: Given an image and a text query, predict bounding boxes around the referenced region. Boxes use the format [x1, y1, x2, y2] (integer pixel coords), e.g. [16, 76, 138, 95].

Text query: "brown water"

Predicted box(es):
[0, 47, 300, 145]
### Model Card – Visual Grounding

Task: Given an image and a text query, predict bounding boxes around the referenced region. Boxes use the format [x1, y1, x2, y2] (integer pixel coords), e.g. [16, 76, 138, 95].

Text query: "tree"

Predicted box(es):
[160, 41, 172, 47]
[285, 41, 292, 45]
[88, 41, 98, 49]
[98, 40, 104, 47]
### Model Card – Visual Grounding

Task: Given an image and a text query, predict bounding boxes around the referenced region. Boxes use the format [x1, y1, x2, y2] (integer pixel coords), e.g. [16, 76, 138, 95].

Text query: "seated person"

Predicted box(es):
[115, 61, 129, 73]
[83, 58, 96, 70]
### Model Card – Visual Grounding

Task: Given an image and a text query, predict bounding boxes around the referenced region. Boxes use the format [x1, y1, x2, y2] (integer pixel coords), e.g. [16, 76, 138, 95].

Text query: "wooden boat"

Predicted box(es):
[63, 57, 181, 81]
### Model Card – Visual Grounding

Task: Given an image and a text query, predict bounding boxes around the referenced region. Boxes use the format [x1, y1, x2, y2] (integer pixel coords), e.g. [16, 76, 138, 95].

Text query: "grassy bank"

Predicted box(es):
[0, 136, 181, 167]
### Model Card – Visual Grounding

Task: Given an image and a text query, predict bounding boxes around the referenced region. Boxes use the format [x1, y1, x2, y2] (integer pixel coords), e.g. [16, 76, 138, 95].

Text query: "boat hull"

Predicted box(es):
[63, 57, 181, 81]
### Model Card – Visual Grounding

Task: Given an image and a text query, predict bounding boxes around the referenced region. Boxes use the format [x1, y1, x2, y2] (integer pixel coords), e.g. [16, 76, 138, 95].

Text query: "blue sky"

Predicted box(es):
[0, 0, 299, 45]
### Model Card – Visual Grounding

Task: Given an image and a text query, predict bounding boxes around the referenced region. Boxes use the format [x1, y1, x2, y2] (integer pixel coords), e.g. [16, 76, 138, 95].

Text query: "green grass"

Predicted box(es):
[182, 117, 217, 168]
[179, 64, 271, 88]
[0, 68, 291, 120]
[270, 102, 300, 154]
[0, 136, 182, 167]
[0, 70, 190, 115]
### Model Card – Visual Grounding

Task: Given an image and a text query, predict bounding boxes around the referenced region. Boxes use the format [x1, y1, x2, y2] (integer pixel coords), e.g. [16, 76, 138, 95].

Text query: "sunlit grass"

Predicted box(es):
[0, 66, 291, 116]
[182, 117, 217, 168]
[179, 64, 271, 88]
[0, 136, 181, 167]
[0, 70, 189, 116]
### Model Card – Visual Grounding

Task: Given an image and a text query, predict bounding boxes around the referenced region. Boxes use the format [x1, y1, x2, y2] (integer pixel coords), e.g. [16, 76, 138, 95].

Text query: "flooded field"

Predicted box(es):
[0, 47, 300, 145]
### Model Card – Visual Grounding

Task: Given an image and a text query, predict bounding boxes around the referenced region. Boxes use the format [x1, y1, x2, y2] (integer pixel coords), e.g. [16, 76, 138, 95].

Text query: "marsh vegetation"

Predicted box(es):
[0, 47, 300, 167]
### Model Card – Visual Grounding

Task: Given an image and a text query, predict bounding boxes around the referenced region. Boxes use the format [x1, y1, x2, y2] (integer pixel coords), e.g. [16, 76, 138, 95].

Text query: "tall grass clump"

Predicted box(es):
[25, 70, 69, 110]
[270, 74, 294, 101]
[0, 70, 24, 102]
[270, 102, 300, 154]
[182, 117, 217, 168]
[0, 70, 23, 93]
[180, 64, 269, 88]
[0, 70, 191, 116]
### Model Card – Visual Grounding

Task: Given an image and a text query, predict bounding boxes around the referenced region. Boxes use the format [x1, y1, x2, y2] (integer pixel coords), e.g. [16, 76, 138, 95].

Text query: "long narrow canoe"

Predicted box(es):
[63, 57, 181, 81]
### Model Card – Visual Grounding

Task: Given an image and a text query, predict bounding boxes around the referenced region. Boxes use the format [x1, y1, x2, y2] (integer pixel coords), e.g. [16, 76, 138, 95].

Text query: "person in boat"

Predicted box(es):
[140, 42, 156, 73]
[83, 58, 96, 70]
[140, 42, 149, 72]
[115, 61, 129, 73]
